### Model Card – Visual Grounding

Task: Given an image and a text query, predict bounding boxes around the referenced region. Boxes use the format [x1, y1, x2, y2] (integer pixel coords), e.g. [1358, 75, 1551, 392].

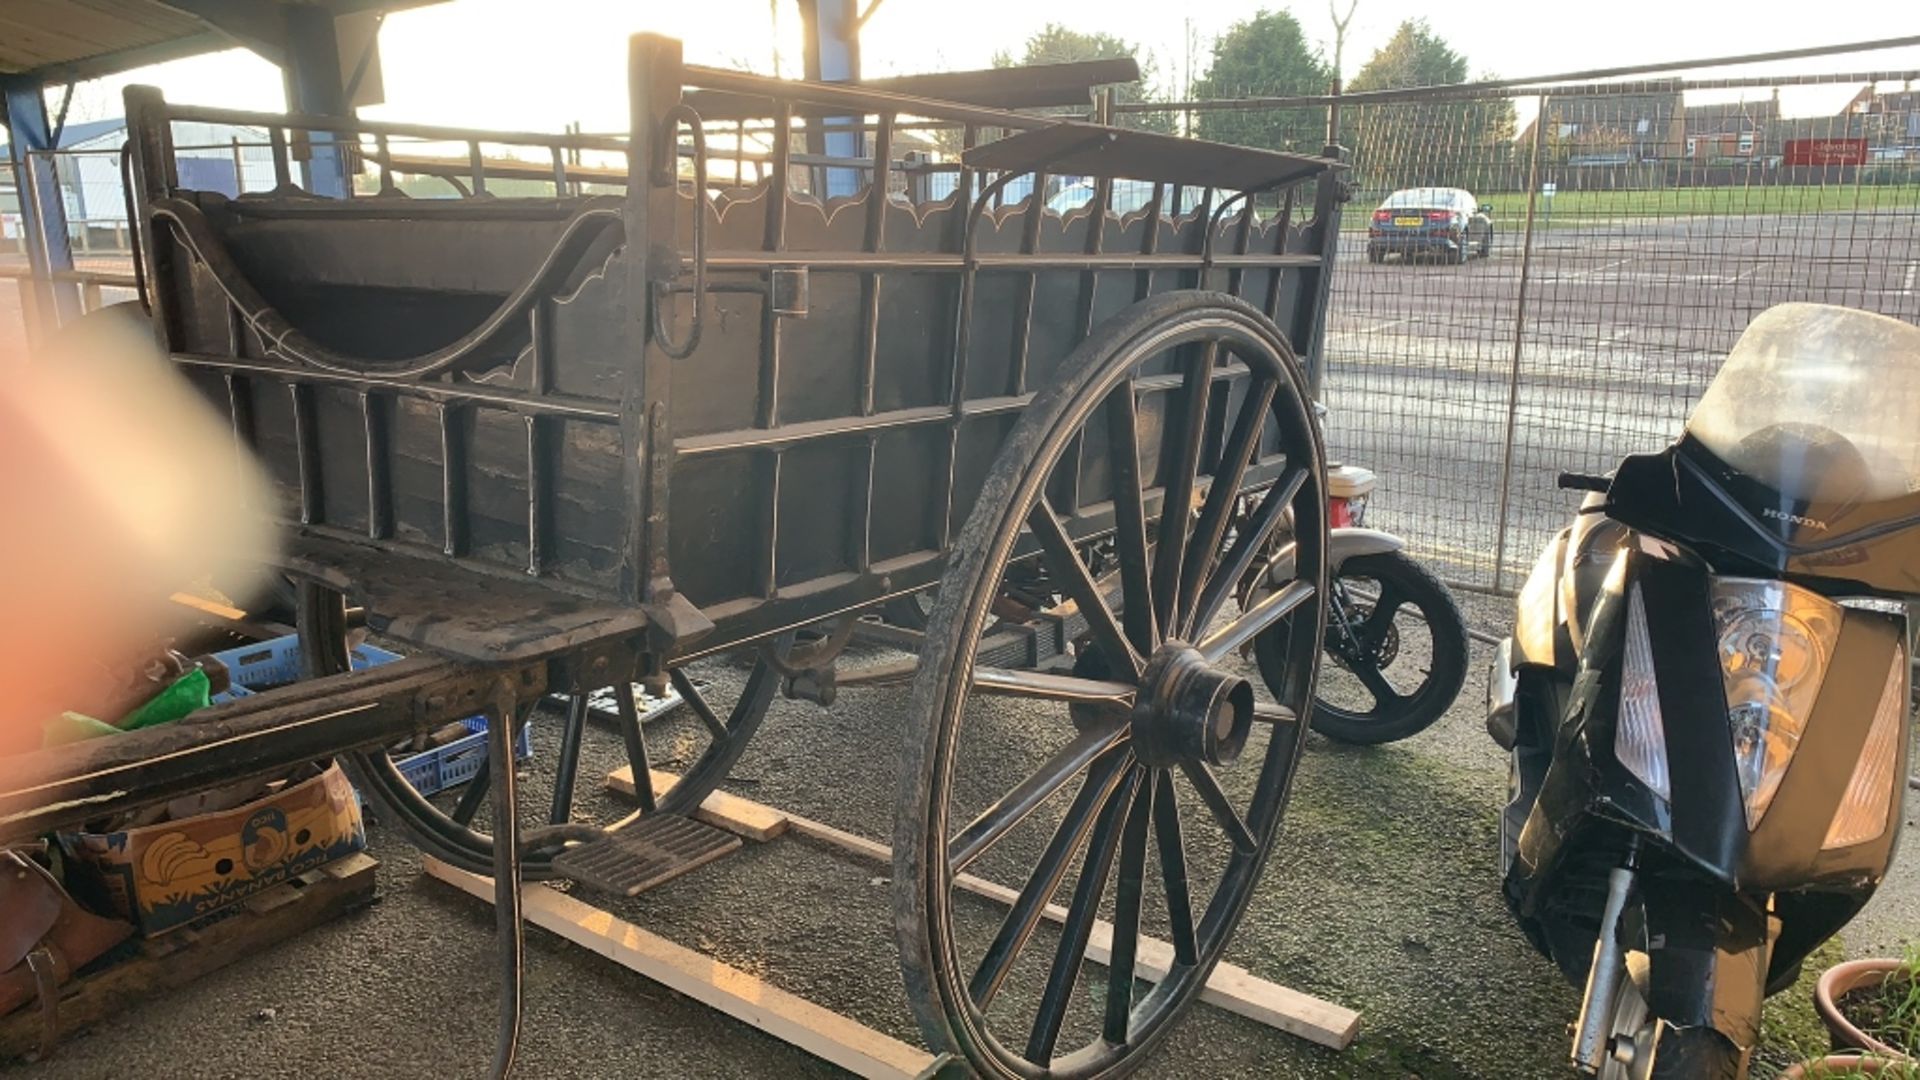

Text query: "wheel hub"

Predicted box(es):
[1129, 643, 1255, 768]
[1332, 602, 1399, 669]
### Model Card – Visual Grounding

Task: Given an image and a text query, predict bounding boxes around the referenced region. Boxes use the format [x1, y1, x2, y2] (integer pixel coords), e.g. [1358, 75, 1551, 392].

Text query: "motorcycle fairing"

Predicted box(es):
[1607, 441, 1920, 598]
[1508, 545, 1903, 986]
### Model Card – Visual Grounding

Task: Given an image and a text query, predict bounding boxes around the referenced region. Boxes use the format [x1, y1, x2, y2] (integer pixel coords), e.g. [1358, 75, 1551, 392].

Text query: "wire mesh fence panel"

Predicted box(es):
[1310, 71, 1920, 592]
[1322, 92, 1526, 590]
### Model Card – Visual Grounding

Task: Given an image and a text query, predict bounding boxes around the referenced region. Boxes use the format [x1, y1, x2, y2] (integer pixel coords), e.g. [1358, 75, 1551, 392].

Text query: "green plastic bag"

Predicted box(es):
[117, 668, 211, 731]
[43, 668, 213, 748]
[43, 711, 121, 747]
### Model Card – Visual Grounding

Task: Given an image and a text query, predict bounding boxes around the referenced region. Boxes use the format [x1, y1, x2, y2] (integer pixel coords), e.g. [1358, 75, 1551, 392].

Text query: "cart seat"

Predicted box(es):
[283, 533, 648, 664]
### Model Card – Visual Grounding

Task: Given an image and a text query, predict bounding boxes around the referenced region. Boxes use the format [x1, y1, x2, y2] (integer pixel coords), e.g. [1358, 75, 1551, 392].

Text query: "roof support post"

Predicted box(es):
[799, 0, 862, 198]
[2, 74, 81, 337]
[280, 4, 351, 198]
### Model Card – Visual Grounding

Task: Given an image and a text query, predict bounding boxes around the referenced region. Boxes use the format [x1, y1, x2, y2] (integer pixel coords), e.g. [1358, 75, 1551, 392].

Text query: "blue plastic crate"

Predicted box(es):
[208, 634, 532, 797]
[210, 635, 400, 701]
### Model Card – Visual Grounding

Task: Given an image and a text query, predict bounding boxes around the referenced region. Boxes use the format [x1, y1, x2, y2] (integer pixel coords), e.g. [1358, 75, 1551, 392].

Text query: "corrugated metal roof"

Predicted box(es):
[1, 0, 218, 79]
[0, 0, 441, 82]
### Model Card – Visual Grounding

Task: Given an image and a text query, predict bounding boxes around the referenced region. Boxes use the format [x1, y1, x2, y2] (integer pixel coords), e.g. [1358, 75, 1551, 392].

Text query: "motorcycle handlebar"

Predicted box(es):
[1557, 472, 1611, 493]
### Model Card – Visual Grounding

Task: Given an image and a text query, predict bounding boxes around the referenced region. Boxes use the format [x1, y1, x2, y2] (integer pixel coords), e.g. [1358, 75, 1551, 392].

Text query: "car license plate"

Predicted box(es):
[1392, 216, 1423, 227]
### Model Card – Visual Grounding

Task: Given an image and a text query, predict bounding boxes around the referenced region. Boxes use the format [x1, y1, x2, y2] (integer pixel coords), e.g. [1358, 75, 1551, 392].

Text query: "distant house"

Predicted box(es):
[1516, 91, 1683, 164]
[1840, 86, 1920, 160]
[1681, 95, 1777, 160]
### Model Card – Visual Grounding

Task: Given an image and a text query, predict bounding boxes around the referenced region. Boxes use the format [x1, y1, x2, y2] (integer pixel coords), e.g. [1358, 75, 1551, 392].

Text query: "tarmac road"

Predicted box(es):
[1321, 209, 1920, 587]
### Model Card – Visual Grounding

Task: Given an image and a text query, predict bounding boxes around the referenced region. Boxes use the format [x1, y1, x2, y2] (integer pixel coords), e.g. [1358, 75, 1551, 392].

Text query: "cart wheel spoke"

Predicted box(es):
[672, 668, 732, 746]
[1028, 498, 1143, 679]
[970, 667, 1137, 706]
[1151, 768, 1199, 967]
[1105, 379, 1159, 653]
[1179, 376, 1277, 639]
[1198, 579, 1315, 663]
[1178, 760, 1257, 853]
[1027, 767, 1140, 1064]
[1188, 465, 1308, 639]
[1102, 770, 1154, 1045]
[548, 691, 589, 825]
[1252, 701, 1299, 727]
[451, 754, 491, 827]
[898, 295, 1328, 1077]
[950, 716, 1130, 874]
[613, 682, 656, 814]
[332, 621, 782, 880]
[969, 750, 1131, 1009]
[1150, 339, 1218, 633]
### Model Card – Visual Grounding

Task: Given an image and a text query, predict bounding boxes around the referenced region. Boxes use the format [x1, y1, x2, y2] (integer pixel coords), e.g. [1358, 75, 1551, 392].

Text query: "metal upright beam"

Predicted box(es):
[280, 4, 352, 198]
[800, 0, 862, 198]
[2, 75, 81, 334]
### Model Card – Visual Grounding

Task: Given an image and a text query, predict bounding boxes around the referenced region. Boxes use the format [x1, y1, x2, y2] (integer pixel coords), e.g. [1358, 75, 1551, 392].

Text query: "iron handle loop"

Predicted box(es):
[651, 103, 708, 360]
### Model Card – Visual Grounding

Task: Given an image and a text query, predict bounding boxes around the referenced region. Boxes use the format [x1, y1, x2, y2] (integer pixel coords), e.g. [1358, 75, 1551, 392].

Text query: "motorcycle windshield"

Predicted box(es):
[1687, 304, 1920, 520]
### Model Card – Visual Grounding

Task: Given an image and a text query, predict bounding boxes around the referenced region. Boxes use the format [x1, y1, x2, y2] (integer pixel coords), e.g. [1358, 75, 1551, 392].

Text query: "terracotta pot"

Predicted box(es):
[1780, 1054, 1917, 1079]
[1817, 958, 1917, 1061]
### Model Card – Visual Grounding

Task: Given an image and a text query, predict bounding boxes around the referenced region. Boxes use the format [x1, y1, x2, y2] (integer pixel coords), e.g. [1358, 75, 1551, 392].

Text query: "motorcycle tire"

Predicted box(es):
[1601, 954, 1748, 1080]
[1254, 549, 1469, 745]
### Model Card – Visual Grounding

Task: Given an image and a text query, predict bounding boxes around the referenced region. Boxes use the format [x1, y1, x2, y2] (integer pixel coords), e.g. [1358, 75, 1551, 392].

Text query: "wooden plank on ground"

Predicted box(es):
[775, 814, 1359, 1051]
[424, 858, 934, 1080]
[605, 766, 788, 842]
[0, 852, 380, 1062]
[599, 767, 1359, 1049]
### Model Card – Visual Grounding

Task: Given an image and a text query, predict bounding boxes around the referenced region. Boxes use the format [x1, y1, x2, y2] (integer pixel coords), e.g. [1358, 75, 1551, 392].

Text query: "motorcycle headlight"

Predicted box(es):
[1711, 578, 1842, 830]
[1823, 644, 1909, 849]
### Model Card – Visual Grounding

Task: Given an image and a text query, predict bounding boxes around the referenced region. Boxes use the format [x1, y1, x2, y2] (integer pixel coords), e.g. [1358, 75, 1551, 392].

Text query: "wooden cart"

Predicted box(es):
[5, 34, 1347, 1079]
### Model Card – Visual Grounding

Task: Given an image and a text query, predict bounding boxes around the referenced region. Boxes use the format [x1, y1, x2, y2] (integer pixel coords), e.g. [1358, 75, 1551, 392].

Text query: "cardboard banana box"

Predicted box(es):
[58, 763, 366, 936]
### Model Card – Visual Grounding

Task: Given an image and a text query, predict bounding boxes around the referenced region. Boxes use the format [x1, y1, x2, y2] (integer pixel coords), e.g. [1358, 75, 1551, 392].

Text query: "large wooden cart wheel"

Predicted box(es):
[295, 582, 787, 879]
[894, 292, 1330, 1077]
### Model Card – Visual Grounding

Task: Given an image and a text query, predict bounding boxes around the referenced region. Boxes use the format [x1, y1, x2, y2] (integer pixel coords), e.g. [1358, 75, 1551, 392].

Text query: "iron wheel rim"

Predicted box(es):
[896, 294, 1329, 1079]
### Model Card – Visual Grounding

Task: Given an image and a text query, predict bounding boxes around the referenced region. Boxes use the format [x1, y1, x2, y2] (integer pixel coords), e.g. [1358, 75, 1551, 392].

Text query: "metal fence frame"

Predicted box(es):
[1124, 38, 1920, 593]
[8, 38, 1920, 598]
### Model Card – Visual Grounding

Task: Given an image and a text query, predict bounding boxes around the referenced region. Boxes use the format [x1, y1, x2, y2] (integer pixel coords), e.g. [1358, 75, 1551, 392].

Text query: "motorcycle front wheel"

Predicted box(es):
[1600, 954, 1747, 1080]
[1254, 550, 1468, 745]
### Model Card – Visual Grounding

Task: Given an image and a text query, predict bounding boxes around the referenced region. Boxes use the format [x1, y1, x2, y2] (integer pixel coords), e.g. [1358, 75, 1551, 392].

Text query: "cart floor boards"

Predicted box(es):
[552, 813, 741, 897]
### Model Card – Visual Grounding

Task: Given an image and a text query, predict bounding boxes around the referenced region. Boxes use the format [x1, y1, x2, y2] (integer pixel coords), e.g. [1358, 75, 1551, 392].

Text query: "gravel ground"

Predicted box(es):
[8, 588, 1916, 1080]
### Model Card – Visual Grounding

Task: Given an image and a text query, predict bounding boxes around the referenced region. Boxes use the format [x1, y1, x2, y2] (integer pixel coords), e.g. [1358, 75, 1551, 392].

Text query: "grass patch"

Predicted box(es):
[1755, 941, 1920, 1079]
[1756, 938, 1853, 1078]
[1835, 944, 1920, 1058]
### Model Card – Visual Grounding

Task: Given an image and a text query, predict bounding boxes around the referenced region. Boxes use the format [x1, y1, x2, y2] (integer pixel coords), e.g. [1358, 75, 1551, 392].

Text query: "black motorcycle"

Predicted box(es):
[1487, 303, 1918, 1078]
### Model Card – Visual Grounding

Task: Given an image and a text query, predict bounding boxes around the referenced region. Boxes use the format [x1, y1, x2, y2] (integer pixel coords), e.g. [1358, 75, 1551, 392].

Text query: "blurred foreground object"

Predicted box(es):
[0, 310, 278, 759]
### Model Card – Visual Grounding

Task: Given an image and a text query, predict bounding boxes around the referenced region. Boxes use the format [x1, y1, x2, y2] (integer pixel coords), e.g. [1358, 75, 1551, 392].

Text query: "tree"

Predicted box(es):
[1328, 0, 1358, 85]
[1189, 11, 1333, 152]
[1341, 20, 1516, 191]
[1346, 19, 1469, 92]
[990, 25, 1173, 134]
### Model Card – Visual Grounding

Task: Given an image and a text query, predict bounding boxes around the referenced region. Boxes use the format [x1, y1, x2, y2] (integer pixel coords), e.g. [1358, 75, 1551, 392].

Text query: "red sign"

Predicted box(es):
[1784, 138, 1869, 167]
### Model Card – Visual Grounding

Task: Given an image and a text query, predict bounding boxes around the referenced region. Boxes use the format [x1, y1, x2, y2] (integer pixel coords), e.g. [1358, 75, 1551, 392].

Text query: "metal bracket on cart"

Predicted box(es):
[761, 616, 859, 705]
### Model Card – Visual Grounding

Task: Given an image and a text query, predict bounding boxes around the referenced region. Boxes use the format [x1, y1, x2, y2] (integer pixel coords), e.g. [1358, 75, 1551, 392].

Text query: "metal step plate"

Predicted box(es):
[552, 814, 741, 897]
